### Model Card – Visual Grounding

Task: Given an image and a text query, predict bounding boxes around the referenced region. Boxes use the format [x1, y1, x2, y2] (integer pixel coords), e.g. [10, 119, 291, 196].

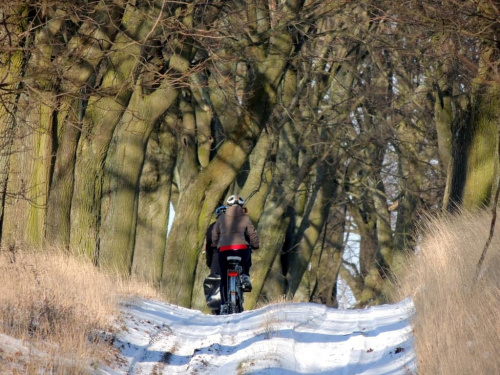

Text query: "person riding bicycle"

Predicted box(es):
[203, 205, 226, 315]
[205, 205, 226, 276]
[212, 194, 259, 312]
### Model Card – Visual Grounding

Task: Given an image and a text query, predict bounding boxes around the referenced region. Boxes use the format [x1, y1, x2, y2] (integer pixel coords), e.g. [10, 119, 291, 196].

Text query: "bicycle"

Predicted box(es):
[223, 256, 245, 314]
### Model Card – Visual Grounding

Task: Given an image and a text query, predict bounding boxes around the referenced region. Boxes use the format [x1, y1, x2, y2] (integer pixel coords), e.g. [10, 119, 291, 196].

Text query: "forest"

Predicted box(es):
[0, 0, 498, 311]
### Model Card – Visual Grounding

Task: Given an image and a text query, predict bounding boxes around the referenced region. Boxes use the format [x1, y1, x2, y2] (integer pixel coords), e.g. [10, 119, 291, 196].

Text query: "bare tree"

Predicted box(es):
[3, 0, 496, 311]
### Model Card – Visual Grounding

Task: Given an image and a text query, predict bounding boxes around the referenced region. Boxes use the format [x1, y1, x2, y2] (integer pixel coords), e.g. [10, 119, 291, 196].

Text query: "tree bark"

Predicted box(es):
[70, 2, 163, 259]
[132, 116, 177, 283]
[286, 161, 338, 297]
[308, 203, 346, 307]
[444, 48, 500, 211]
[99, 79, 179, 274]
[0, 5, 27, 241]
[2, 10, 63, 247]
[45, 2, 122, 247]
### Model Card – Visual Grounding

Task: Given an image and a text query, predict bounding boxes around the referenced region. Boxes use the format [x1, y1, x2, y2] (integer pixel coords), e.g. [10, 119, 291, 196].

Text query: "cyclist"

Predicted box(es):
[203, 205, 226, 314]
[212, 194, 259, 313]
[205, 205, 226, 275]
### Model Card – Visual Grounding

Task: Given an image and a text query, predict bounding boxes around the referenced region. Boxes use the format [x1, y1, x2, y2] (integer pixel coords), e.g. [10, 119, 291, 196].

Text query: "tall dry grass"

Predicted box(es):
[0, 245, 160, 374]
[392, 210, 500, 374]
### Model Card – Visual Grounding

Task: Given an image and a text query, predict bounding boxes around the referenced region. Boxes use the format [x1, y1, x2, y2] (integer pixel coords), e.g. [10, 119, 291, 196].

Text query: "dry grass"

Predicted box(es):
[254, 294, 290, 310]
[0, 244, 160, 374]
[392, 210, 500, 374]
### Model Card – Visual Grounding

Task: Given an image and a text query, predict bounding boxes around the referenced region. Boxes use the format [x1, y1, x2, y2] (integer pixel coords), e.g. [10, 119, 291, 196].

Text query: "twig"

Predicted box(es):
[475, 174, 500, 281]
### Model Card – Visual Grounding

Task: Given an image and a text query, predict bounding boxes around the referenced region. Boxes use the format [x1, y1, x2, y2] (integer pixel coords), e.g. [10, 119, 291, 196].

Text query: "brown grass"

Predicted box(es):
[254, 294, 290, 310]
[0, 244, 160, 374]
[391, 210, 500, 374]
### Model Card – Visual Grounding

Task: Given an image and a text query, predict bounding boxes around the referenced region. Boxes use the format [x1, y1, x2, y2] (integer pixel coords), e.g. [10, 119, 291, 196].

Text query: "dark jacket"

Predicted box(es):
[205, 221, 220, 274]
[212, 205, 259, 250]
[205, 221, 216, 266]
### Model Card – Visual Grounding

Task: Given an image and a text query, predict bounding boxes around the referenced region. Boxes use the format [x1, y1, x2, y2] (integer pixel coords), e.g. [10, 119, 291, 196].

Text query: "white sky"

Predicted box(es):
[167, 202, 175, 236]
[99, 297, 417, 374]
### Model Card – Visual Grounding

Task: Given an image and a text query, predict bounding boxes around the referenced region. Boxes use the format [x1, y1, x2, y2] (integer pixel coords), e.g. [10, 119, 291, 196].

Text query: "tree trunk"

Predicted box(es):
[45, 98, 81, 247]
[433, 73, 453, 171]
[176, 92, 200, 192]
[259, 251, 287, 304]
[70, 3, 161, 259]
[70, 98, 127, 259]
[1, 11, 63, 247]
[308, 203, 346, 307]
[391, 121, 422, 276]
[286, 161, 338, 297]
[246, 132, 316, 307]
[45, 2, 122, 247]
[240, 132, 274, 224]
[443, 47, 500, 211]
[2, 94, 54, 247]
[0, 5, 27, 241]
[132, 116, 177, 283]
[98, 79, 179, 274]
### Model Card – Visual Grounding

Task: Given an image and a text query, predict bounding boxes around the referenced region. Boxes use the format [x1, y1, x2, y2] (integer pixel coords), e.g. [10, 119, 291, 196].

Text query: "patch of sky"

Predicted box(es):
[349, 110, 361, 135]
[167, 202, 175, 237]
[338, 213, 360, 309]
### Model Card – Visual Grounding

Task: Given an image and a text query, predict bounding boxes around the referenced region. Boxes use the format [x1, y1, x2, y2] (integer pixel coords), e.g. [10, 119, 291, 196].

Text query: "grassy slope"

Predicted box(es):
[391, 210, 500, 374]
[0, 246, 159, 374]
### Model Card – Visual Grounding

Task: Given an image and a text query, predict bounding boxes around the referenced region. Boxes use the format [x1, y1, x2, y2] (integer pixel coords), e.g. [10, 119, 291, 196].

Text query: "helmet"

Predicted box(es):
[226, 194, 244, 206]
[215, 205, 227, 216]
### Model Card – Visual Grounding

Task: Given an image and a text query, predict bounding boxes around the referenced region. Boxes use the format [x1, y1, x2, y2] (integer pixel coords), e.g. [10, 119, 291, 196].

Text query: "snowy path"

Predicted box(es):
[100, 298, 417, 375]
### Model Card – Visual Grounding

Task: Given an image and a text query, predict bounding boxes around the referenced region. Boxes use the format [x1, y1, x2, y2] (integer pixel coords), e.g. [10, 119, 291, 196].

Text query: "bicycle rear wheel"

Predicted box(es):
[229, 276, 237, 312]
[226, 259, 244, 314]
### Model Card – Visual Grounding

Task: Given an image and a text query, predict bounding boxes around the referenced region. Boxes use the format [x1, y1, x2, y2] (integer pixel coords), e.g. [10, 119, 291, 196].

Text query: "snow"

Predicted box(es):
[99, 297, 417, 374]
